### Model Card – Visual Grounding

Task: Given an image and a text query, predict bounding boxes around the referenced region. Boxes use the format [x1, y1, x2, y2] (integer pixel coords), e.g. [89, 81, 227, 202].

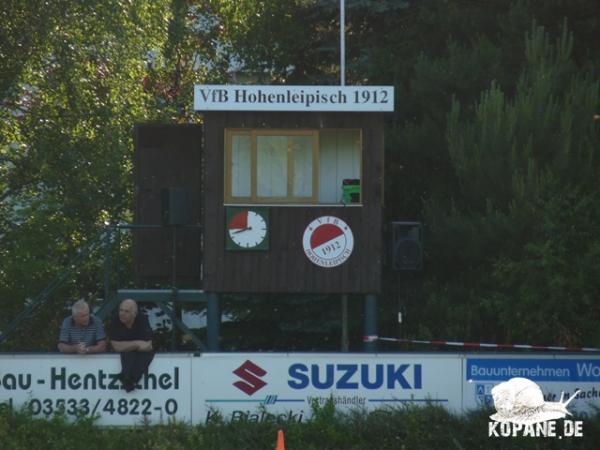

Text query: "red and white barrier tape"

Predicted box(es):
[362, 335, 600, 352]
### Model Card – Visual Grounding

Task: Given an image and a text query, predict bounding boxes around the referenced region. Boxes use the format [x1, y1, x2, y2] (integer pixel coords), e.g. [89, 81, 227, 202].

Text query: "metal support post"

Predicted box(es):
[170, 226, 180, 350]
[341, 294, 349, 352]
[103, 227, 113, 304]
[363, 294, 377, 352]
[207, 293, 220, 352]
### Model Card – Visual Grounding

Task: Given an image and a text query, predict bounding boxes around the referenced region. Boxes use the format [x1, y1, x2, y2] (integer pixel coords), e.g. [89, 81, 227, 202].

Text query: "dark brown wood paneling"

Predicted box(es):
[202, 112, 383, 293]
[134, 124, 202, 287]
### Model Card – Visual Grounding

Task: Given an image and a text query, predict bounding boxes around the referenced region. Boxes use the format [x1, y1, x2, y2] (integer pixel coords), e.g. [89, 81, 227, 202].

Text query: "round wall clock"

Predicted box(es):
[302, 216, 354, 267]
[226, 207, 269, 250]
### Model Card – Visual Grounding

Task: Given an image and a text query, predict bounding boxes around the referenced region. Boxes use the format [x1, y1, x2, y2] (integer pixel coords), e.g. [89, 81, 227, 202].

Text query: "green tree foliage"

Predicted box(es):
[419, 22, 600, 346]
[143, 0, 231, 121]
[0, 1, 187, 349]
[212, 0, 339, 83]
[2, 0, 599, 351]
[212, 0, 415, 84]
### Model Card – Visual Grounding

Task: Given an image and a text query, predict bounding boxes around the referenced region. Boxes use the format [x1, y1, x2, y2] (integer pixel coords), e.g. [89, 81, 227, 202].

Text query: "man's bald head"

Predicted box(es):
[118, 298, 138, 328]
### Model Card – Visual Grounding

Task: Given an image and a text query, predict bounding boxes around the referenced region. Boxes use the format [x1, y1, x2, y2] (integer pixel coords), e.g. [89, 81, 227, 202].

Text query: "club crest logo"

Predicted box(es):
[302, 216, 354, 268]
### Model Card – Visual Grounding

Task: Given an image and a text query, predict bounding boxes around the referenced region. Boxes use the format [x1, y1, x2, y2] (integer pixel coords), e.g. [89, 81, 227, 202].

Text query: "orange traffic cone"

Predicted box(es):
[275, 429, 285, 450]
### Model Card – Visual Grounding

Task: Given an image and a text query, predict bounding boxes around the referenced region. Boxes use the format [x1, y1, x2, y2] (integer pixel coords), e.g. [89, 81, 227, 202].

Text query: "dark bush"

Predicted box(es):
[1, 400, 598, 450]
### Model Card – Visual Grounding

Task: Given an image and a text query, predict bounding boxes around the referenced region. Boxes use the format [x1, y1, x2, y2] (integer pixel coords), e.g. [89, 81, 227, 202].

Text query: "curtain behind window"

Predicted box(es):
[231, 135, 251, 197]
[257, 135, 287, 197]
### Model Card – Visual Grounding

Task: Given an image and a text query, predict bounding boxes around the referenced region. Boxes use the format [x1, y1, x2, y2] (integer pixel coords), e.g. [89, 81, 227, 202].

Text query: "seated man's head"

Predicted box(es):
[72, 300, 90, 327]
[119, 298, 138, 327]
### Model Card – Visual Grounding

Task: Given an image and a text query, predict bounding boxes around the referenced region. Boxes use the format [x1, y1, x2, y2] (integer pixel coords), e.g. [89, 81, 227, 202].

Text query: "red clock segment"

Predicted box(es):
[226, 209, 268, 250]
[228, 211, 249, 231]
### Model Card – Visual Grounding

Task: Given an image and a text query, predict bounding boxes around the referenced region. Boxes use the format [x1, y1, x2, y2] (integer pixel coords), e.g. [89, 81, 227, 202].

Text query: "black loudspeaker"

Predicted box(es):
[392, 222, 423, 271]
[161, 187, 189, 226]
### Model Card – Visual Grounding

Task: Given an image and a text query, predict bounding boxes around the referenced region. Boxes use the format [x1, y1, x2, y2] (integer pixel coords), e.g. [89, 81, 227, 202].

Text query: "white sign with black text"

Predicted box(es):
[194, 85, 394, 112]
[0, 354, 191, 426]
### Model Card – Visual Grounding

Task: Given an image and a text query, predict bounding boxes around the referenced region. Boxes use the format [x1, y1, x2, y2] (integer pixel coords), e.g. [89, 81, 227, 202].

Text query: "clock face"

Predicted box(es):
[226, 208, 269, 250]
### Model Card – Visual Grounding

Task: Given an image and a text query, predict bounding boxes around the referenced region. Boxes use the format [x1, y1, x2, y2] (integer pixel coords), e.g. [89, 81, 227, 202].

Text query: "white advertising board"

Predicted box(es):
[0, 354, 191, 425]
[0, 353, 460, 425]
[4, 353, 599, 425]
[463, 355, 600, 419]
[193, 85, 394, 112]
[192, 353, 462, 424]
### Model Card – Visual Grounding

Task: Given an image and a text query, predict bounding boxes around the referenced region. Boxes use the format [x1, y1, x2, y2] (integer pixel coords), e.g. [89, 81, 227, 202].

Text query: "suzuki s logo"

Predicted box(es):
[233, 360, 267, 396]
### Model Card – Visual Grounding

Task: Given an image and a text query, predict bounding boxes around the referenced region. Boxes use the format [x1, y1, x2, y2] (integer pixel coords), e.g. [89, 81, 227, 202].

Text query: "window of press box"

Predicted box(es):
[224, 129, 362, 205]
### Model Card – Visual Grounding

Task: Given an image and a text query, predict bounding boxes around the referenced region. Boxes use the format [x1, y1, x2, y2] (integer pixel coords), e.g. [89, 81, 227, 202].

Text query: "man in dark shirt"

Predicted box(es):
[110, 298, 154, 392]
[58, 300, 106, 354]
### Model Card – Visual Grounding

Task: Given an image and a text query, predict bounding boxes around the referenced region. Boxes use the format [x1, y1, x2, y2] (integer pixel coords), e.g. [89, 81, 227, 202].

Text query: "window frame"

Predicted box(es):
[224, 128, 362, 205]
